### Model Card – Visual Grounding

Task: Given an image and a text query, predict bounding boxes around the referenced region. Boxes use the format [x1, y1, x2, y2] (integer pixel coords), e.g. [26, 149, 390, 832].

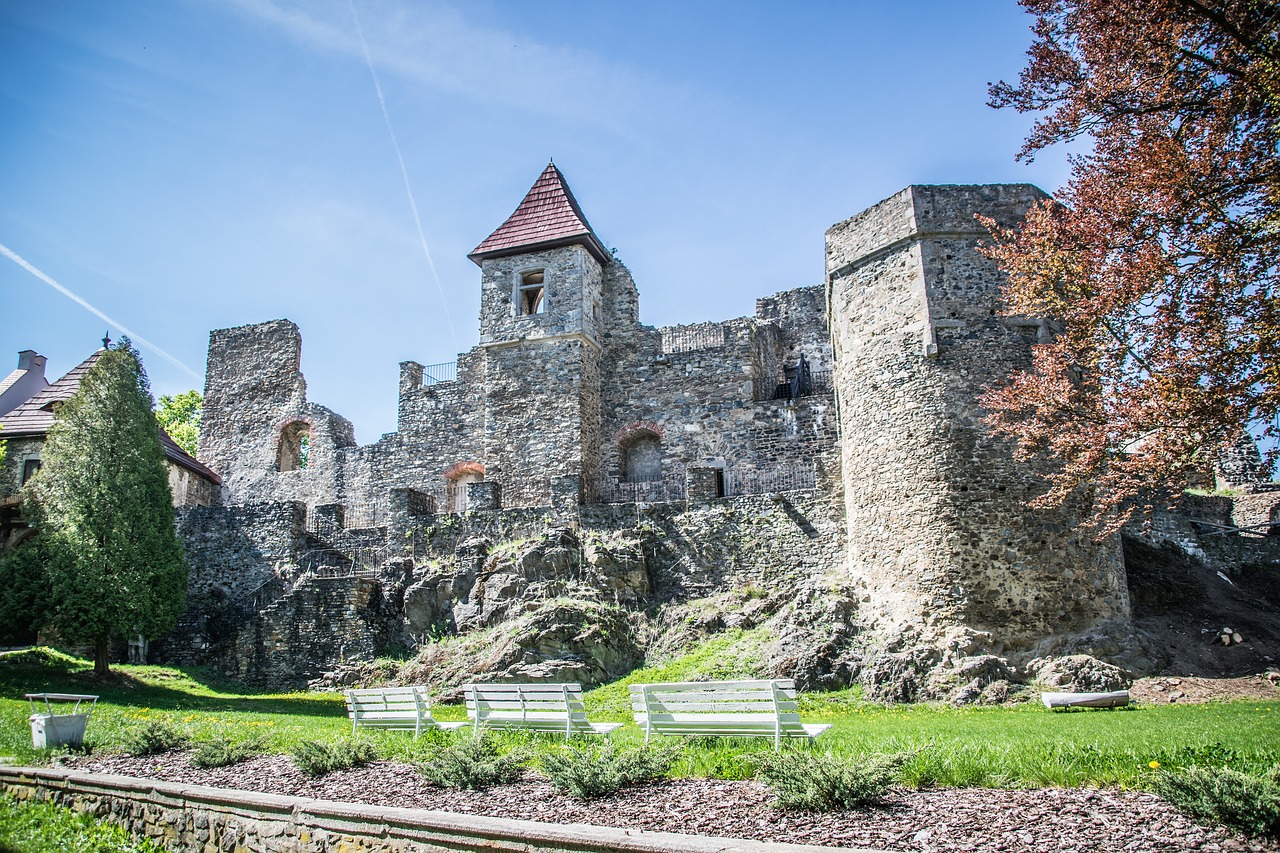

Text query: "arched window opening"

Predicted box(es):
[277, 421, 312, 472]
[444, 462, 485, 513]
[519, 270, 545, 315]
[621, 433, 663, 482]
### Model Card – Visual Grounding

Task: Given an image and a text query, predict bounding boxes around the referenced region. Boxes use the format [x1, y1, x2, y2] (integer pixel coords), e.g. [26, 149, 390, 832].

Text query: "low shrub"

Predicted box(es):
[416, 734, 526, 790]
[290, 739, 378, 777]
[754, 750, 909, 811]
[190, 736, 262, 769]
[120, 720, 188, 756]
[540, 741, 681, 799]
[1152, 765, 1280, 839]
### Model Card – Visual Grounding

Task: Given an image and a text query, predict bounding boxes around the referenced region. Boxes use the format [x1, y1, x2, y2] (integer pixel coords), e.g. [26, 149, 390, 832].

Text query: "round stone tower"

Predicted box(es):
[826, 185, 1129, 661]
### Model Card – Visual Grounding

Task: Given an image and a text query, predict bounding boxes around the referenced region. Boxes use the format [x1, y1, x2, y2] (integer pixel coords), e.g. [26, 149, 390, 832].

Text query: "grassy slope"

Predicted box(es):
[1, 646, 1276, 788]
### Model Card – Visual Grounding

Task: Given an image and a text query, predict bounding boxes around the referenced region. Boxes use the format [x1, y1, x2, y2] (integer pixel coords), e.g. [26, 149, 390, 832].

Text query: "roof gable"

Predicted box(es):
[468, 162, 609, 265]
[0, 348, 220, 484]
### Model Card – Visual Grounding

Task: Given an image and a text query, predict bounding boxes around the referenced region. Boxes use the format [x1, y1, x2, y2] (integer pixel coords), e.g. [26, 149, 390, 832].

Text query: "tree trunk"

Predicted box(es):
[94, 635, 111, 675]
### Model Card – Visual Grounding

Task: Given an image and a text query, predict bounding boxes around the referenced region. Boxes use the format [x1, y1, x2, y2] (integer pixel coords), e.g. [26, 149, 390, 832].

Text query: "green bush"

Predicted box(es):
[540, 741, 681, 799]
[416, 734, 526, 790]
[190, 736, 262, 769]
[120, 720, 188, 757]
[753, 750, 908, 811]
[289, 740, 377, 777]
[1152, 765, 1280, 839]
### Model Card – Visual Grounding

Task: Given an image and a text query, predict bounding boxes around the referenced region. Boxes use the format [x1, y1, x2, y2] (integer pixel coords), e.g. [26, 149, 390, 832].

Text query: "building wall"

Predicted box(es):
[180, 182, 1150, 685]
[1, 440, 215, 509]
[0, 438, 43, 499]
[827, 185, 1129, 653]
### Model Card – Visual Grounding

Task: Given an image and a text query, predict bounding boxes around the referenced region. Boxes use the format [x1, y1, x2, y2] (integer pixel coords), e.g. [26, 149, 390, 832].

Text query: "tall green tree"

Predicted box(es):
[155, 390, 202, 457]
[27, 340, 188, 674]
[982, 0, 1280, 528]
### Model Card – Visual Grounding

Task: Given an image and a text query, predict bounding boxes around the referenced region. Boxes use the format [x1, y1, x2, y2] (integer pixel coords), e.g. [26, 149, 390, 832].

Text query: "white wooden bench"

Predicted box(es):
[630, 679, 831, 749]
[345, 686, 466, 738]
[464, 683, 622, 740]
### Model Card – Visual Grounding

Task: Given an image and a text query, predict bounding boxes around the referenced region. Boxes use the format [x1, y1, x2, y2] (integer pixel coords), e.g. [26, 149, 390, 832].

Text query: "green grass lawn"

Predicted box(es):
[2, 647, 1277, 790]
[0, 792, 165, 853]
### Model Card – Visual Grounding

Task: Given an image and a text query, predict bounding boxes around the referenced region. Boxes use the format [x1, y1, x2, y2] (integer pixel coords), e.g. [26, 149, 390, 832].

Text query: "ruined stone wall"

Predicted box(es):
[339, 349, 489, 522]
[579, 489, 846, 601]
[755, 285, 833, 375]
[827, 185, 1129, 656]
[176, 502, 306, 600]
[228, 575, 396, 687]
[157, 502, 307, 664]
[199, 320, 356, 509]
[596, 288, 838, 494]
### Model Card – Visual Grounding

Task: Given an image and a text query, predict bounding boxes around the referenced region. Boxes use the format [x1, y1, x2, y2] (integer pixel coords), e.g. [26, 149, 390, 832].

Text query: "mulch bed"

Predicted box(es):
[59, 751, 1277, 852]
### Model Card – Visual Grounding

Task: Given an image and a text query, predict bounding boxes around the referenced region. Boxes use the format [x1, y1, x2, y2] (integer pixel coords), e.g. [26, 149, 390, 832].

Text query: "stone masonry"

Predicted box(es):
[826, 185, 1130, 658]
[171, 168, 1148, 690]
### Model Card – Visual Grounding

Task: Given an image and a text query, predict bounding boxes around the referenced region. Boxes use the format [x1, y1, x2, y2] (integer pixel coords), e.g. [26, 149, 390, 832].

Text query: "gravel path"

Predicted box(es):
[59, 751, 1276, 852]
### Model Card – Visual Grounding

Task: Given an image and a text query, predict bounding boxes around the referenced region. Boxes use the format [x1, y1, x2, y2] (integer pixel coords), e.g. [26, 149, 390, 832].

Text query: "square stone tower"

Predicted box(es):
[467, 163, 612, 502]
[826, 185, 1129, 657]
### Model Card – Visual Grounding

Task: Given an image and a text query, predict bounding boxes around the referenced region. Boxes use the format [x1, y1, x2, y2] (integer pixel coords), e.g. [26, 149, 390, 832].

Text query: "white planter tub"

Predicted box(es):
[25, 693, 98, 749]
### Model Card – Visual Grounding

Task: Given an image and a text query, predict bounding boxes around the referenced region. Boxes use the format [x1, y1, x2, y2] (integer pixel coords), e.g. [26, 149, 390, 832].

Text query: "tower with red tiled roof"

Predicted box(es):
[470, 162, 609, 348]
[468, 162, 611, 498]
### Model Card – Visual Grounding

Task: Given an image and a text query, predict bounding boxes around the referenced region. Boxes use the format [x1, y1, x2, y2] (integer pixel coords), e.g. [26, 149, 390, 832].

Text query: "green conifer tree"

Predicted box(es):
[27, 340, 188, 674]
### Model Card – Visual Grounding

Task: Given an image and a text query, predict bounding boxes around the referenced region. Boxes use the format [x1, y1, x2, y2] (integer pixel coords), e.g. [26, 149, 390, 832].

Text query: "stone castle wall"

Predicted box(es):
[198, 282, 835, 523]
[171, 181, 1158, 689]
[827, 185, 1129, 656]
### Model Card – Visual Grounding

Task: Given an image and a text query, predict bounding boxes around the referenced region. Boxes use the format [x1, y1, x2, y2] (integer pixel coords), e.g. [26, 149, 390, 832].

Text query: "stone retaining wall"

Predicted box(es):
[0, 766, 859, 853]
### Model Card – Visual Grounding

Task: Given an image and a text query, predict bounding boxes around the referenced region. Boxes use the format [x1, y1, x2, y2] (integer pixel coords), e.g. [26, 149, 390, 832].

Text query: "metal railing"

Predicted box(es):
[660, 326, 727, 354]
[724, 463, 817, 496]
[598, 475, 687, 505]
[422, 361, 457, 385]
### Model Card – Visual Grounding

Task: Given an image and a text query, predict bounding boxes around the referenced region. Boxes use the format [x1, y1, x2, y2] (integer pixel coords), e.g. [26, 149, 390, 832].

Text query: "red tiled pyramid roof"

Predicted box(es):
[468, 162, 609, 266]
[0, 348, 221, 484]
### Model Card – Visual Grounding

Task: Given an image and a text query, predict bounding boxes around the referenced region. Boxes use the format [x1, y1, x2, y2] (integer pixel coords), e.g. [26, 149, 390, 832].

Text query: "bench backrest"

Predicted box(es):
[630, 679, 805, 731]
[345, 686, 429, 720]
[465, 682, 592, 733]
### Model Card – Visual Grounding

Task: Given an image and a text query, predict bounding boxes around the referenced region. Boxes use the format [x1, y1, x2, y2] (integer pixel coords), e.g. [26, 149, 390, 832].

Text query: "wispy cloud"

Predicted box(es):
[222, 0, 683, 128]
[0, 242, 202, 381]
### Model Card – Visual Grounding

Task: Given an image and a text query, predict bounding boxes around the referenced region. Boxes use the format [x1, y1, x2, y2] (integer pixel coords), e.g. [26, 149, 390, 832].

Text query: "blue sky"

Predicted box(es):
[1, 1, 1072, 442]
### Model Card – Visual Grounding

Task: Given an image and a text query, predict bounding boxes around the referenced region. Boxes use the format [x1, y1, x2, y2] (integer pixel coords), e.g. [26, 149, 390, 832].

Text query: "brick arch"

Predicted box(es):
[444, 461, 485, 481]
[273, 414, 316, 440]
[274, 416, 316, 472]
[613, 420, 663, 447]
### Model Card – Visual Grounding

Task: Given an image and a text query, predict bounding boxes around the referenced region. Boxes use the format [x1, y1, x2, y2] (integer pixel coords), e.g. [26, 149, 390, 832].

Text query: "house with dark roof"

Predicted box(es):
[0, 345, 221, 550]
[0, 351, 49, 418]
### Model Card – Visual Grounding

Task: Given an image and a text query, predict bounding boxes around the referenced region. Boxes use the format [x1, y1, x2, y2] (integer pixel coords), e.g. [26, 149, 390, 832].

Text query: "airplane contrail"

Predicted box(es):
[0, 242, 202, 381]
[349, 0, 459, 349]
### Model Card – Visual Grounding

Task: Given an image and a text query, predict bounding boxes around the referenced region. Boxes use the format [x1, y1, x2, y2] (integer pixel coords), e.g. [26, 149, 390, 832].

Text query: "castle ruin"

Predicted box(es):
[172, 166, 1143, 695]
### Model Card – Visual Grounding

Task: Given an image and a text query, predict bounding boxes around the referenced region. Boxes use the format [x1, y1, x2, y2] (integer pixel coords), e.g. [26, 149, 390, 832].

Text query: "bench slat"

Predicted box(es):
[631, 679, 825, 750]
[464, 682, 614, 740]
[345, 685, 463, 738]
[629, 699, 799, 712]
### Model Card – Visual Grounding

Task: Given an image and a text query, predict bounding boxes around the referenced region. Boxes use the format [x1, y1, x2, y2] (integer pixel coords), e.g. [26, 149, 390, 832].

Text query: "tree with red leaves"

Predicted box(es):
[982, 0, 1280, 528]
